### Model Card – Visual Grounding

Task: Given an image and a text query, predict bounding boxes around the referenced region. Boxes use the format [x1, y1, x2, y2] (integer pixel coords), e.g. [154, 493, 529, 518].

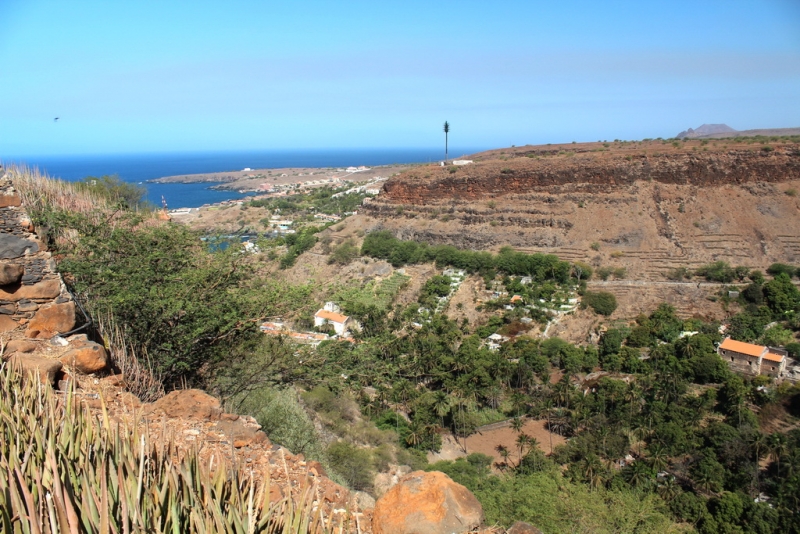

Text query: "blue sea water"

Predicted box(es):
[6, 148, 471, 209]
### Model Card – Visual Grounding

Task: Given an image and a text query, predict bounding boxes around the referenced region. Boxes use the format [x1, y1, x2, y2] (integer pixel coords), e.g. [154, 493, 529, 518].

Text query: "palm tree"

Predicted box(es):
[432, 391, 451, 429]
[648, 445, 669, 472]
[583, 454, 605, 490]
[443, 121, 450, 163]
[511, 416, 525, 434]
[495, 444, 511, 471]
[516, 433, 531, 466]
[749, 431, 766, 496]
[766, 432, 787, 474]
[657, 478, 680, 502]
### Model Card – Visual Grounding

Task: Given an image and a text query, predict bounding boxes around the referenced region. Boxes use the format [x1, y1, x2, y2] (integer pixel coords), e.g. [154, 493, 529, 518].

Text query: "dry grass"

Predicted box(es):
[6, 163, 108, 218]
[95, 311, 166, 403]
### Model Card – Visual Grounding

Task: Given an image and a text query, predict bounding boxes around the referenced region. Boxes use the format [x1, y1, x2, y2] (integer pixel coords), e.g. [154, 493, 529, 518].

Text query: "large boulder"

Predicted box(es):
[145, 389, 223, 421]
[372, 471, 484, 534]
[25, 301, 76, 338]
[0, 263, 24, 286]
[59, 340, 108, 374]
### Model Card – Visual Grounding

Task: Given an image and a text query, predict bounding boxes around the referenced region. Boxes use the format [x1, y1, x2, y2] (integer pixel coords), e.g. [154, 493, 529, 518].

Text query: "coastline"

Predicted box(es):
[150, 163, 414, 192]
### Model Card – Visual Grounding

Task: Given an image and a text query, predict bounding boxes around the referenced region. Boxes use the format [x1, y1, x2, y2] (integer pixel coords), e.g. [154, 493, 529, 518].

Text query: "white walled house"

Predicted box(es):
[314, 309, 351, 336]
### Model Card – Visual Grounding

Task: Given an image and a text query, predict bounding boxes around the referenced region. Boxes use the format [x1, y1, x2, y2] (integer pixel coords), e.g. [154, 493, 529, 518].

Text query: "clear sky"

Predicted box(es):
[1, 0, 799, 156]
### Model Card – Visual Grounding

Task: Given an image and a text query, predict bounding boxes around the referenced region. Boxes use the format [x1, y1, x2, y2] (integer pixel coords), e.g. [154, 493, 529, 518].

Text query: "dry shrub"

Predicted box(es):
[95, 311, 165, 403]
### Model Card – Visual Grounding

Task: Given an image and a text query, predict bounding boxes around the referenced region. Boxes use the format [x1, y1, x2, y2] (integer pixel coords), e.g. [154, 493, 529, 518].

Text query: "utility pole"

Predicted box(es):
[443, 121, 450, 164]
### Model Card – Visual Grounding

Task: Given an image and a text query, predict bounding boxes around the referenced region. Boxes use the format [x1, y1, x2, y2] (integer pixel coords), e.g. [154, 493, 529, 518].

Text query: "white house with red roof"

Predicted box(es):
[314, 302, 352, 336]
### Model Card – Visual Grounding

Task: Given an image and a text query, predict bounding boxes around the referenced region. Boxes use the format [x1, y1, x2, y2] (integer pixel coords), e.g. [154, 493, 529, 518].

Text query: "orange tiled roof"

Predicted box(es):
[763, 351, 786, 363]
[314, 309, 349, 324]
[719, 337, 766, 358]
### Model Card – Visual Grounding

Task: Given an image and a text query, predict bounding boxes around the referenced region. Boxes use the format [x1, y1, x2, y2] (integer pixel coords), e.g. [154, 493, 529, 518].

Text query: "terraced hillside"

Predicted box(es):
[358, 138, 800, 281]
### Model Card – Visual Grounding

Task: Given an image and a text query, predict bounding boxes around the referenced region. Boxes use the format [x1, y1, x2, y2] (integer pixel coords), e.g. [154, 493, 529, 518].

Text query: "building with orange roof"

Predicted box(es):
[718, 337, 788, 378]
[314, 308, 352, 336]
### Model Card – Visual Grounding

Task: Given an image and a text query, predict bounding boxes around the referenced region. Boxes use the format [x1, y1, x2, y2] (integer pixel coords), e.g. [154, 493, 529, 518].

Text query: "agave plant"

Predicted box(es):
[0, 363, 338, 533]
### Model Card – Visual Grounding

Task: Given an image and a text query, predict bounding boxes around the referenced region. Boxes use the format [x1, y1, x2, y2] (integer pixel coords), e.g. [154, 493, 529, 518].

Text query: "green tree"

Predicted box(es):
[582, 291, 618, 316]
[763, 273, 800, 316]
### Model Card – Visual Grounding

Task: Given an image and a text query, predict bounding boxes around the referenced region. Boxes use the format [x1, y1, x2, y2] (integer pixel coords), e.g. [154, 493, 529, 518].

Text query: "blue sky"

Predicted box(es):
[1, 0, 799, 156]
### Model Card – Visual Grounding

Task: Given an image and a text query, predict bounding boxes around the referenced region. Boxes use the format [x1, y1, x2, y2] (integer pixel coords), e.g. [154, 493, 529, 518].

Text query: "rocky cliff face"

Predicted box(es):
[357, 140, 800, 283]
[379, 147, 799, 204]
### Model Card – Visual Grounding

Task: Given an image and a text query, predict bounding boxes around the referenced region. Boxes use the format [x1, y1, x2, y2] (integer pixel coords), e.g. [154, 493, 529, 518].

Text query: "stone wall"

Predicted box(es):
[719, 348, 760, 376]
[0, 168, 76, 339]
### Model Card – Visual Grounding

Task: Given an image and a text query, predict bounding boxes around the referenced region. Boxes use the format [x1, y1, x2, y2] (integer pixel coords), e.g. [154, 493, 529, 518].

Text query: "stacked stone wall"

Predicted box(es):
[0, 168, 76, 338]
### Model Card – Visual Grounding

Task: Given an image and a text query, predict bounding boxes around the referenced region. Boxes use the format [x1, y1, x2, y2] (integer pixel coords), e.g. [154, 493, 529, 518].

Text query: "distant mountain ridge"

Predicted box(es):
[677, 124, 800, 139]
[676, 124, 737, 138]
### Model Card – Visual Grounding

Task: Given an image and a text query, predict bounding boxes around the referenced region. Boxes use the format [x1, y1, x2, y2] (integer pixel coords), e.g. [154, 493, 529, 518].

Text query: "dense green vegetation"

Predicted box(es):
[294, 284, 800, 533]
[27, 182, 312, 389]
[250, 185, 366, 216]
[362, 231, 573, 282]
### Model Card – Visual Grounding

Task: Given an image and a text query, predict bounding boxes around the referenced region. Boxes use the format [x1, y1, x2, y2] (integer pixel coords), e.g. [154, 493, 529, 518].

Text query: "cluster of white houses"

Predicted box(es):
[717, 337, 790, 379]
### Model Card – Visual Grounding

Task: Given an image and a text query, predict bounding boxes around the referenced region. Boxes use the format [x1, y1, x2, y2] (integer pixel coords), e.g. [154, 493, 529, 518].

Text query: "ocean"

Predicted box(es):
[6, 148, 474, 208]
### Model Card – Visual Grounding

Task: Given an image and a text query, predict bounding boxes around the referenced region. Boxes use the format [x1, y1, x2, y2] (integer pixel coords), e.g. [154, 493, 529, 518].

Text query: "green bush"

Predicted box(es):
[328, 239, 359, 265]
[326, 442, 375, 492]
[582, 291, 618, 316]
[695, 261, 738, 283]
[767, 263, 797, 278]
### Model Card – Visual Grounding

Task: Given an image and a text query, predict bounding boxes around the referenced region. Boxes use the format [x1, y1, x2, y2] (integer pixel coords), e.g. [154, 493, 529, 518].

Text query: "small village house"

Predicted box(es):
[717, 337, 788, 378]
[314, 302, 352, 336]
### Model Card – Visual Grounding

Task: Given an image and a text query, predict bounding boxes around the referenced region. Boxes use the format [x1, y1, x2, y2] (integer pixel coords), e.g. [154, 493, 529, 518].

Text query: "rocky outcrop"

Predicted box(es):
[372, 471, 484, 534]
[356, 140, 800, 283]
[376, 147, 800, 206]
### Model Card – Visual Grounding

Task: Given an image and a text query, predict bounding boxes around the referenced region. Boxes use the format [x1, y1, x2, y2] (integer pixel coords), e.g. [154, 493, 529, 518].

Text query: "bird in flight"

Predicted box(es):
[54, 117, 59, 122]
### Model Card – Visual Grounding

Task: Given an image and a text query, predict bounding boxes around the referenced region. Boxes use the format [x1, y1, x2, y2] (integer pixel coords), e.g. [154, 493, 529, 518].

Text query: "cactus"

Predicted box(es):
[0, 363, 333, 533]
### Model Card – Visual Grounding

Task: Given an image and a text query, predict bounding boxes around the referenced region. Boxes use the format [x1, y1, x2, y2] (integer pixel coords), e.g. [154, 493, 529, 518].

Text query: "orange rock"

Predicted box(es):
[0, 315, 18, 332]
[0, 193, 21, 207]
[0, 280, 61, 301]
[59, 341, 108, 374]
[146, 389, 223, 421]
[25, 301, 76, 338]
[372, 471, 484, 534]
[6, 339, 37, 353]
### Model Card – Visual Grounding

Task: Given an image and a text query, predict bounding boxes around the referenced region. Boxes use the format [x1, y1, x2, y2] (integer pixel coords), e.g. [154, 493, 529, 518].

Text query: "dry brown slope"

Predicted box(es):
[358, 140, 800, 280]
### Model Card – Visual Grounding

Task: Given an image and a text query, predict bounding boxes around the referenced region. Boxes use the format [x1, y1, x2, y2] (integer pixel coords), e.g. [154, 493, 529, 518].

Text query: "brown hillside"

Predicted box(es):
[358, 139, 800, 281]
